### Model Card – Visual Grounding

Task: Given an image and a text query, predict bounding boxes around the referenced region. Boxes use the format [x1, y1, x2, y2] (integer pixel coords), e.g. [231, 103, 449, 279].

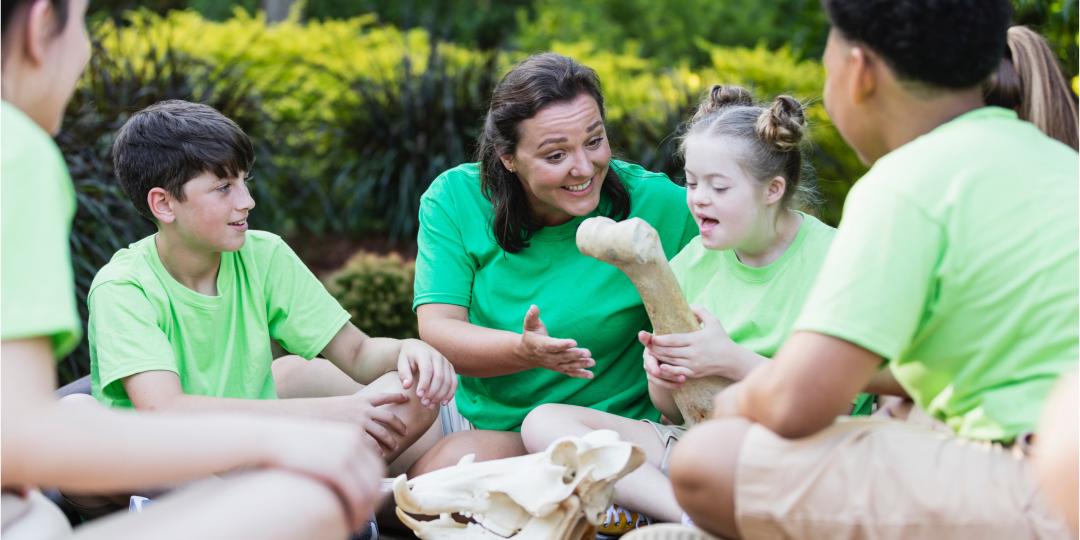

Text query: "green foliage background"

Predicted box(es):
[58, 1, 1077, 383]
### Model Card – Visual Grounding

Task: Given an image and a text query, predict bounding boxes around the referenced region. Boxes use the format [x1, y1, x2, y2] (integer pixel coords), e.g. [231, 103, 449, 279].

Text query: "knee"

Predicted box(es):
[669, 418, 749, 502]
[521, 404, 569, 452]
[271, 355, 307, 389]
[58, 392, 99, 409]
[248, 471, 354, 536]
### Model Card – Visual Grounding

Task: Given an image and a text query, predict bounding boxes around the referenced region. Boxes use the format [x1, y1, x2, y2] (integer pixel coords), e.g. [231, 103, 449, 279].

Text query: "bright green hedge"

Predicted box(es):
[94, 9, 864, 230]
[59, 10, 866, 383]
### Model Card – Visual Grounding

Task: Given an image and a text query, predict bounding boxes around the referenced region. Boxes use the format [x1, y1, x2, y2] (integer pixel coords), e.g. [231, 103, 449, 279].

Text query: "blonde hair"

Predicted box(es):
[680, 85, 819, 209]
[985, 26, 1079, 150]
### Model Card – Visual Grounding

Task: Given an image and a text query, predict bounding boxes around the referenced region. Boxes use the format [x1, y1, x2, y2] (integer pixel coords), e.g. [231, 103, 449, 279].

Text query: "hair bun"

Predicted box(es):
[755, 95, 805, 152]
[692, 85, 754, 123]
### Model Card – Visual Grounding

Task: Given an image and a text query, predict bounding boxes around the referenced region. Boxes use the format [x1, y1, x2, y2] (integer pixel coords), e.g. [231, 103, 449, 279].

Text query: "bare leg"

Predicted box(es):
[668, 418, 750, 539]
[1, 490, 72, 540]
[1035, 370, 1078, 532]
[272, 356, 438, 465]
[407, 430, 526, 477]
[272, 356, 363, 398]
[71, 471, 353, 540]
[521, 404, 681, 523]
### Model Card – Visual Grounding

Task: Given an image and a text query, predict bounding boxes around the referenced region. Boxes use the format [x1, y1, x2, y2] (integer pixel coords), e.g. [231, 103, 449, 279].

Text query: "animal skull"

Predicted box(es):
[394, 429, 645, 539]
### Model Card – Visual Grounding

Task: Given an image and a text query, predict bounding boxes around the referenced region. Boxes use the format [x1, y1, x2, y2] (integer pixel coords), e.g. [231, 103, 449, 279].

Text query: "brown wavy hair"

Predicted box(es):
[477, 53, 629, 253]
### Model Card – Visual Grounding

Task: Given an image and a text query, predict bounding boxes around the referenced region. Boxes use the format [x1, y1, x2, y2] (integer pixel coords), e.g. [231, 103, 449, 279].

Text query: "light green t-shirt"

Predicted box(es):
[90, 231, 351, 408]
[796, 107, 1079, 442]
[670, 214, 874, 415]
[414, 160, 698, 431]
[671, 213, 834, 358]
[0, 101, 81, 356]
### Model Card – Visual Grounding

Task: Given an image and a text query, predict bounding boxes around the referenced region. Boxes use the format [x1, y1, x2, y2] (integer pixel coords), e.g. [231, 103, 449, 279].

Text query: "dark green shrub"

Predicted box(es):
[327, 45, 499, 241]
[325, 252, 417, 339]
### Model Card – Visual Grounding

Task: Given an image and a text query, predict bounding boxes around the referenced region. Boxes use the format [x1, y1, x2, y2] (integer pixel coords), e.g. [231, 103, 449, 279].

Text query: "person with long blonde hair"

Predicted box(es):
[985, 26, 1078, 150]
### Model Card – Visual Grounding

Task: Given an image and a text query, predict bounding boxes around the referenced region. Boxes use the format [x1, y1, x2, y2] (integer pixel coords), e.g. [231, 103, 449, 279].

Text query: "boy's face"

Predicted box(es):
[169, 172, 255, 253]
[822, 29, 874, 165]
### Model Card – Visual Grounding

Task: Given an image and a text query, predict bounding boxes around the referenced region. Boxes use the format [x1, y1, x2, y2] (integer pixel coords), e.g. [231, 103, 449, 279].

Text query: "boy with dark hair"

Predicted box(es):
[89, 100, 454, 467]
[630, 1, 1077, 538]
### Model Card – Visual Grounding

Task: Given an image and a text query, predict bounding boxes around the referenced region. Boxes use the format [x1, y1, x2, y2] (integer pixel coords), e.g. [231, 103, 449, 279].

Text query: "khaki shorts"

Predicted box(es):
[642, 419, 687, 475]
[734, 417, 1071, 539]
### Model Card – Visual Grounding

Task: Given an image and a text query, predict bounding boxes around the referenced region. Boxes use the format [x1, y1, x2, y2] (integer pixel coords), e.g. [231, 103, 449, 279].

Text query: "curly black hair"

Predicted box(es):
[822, 0, 1012, 89]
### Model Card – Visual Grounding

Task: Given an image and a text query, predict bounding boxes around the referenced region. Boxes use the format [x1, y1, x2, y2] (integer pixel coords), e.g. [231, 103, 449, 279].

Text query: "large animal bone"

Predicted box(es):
[577, 216, 732, 425]
[394, 429, 644, 540]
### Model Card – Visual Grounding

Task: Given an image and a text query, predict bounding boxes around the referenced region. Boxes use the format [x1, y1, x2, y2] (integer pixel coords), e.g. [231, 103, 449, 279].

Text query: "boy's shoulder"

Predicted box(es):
[90, 235, 160, 295]
[90, 230, 289, 295]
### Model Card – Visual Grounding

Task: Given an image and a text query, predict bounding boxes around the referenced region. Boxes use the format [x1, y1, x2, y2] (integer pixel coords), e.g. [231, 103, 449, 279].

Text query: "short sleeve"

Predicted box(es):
[90, 281, 178, 400]
[413, 190, 475, 309]
[264, 239, 350, 359]
[0, 136, 81, 356]
[795, 180, 944, 361]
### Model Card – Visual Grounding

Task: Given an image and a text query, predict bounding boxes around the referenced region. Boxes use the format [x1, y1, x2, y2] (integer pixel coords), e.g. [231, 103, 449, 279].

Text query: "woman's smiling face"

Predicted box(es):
[501, 93, 611, 226]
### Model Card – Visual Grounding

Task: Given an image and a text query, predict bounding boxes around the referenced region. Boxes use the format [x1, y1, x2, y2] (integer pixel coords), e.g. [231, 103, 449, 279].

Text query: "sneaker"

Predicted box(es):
[127, 495, 153, 513]
[348, 517, 378, 540]
[597, 504, 652, 537]
[622, 524, 720, 540]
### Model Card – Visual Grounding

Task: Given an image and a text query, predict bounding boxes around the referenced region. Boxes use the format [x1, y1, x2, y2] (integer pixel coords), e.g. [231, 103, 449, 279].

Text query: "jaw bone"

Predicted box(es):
[394, 430, 644, 540]
[576, 216, 734, 425]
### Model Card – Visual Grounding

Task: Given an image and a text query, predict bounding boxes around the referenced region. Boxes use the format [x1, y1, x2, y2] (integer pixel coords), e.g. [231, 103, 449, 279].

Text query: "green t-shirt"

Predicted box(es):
[414, 160, 698, 431]
[0, 101, 81, 356]
[89, 231, 351, 408]
[796, 107, 1079, 442]
[670, 214, 874, 415]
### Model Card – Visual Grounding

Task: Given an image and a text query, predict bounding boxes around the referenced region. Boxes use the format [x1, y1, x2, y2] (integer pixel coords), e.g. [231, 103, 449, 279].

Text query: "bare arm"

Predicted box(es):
[713, 331, 882, 438]
[864, 365, 908, 396]
[122, 370, 410, 453]
[319, 323, 456, 407]
[2, 338, 382, 515]
[417, 303, 594, 379]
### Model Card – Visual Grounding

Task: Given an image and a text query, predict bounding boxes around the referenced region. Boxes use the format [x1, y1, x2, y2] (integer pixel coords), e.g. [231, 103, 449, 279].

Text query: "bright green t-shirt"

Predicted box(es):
[89, 231, 351, 408]
[414, 160, 698, 431]
[0, 101, 81, 357]
[670, 214, 874, 415]
[796, 107, 1079, 442]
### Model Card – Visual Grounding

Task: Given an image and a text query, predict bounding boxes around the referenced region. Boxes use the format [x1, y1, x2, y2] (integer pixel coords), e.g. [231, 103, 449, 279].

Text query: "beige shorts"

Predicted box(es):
[734, 417, 1071, 539]
[642, 419, 687, 475]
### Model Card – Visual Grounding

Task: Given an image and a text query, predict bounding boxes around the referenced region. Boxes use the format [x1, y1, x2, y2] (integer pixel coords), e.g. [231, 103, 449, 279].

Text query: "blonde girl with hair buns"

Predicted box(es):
[521, 85, 872, 533]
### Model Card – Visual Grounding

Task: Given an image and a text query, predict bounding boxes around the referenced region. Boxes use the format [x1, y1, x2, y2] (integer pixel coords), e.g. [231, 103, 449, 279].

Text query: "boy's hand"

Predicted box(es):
[340, 391, 410, 457]
[263, 419, 385, 531]
[516, 305, 595, 379]
[640, 306, 748, 382]
[397, 339, 457, 409]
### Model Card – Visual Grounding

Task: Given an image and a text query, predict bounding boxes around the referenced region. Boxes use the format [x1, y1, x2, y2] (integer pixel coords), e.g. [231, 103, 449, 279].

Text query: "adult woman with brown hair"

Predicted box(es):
[409, 52, 697, 473]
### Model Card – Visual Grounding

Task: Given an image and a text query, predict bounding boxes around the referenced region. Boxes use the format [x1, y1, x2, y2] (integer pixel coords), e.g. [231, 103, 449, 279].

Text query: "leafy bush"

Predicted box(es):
[514, 0, 829, 67]
[325, 252, 418, 339]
